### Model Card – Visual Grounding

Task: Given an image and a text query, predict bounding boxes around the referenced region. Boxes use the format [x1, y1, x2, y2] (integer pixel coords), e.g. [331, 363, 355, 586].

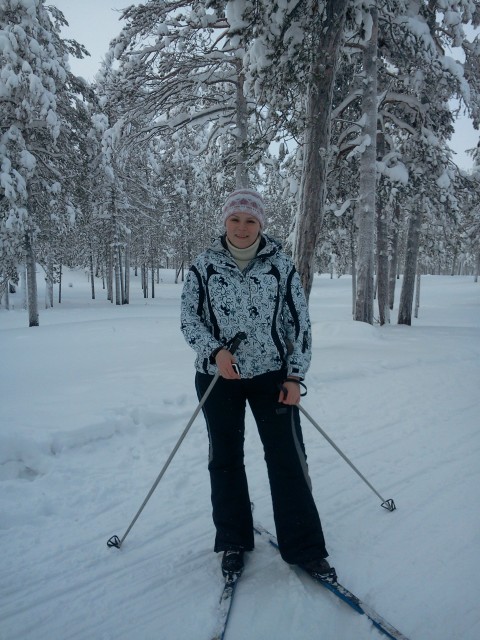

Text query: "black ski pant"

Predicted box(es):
[195, 369, 328, 565]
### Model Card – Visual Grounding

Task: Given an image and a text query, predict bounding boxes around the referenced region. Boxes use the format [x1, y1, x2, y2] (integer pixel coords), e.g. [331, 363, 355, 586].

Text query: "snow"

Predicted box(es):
[377, 161, 409, 185]
[1, 269, 479, 640]
[225, 1, 249, 31]
[436, 170, 451, 189]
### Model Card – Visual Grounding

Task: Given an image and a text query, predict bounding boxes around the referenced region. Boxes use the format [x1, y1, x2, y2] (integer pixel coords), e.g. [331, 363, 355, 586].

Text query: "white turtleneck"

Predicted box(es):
[226, 235, 262, 271]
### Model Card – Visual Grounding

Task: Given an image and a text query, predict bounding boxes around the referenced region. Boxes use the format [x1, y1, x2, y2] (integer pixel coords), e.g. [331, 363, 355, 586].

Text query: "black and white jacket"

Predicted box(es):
[180, 234, 311, 379]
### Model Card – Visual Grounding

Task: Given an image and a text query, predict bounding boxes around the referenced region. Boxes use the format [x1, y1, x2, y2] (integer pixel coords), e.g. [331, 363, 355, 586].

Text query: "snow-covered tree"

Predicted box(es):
[352, 4, 379, 324]
[243, 0, 349, 298]
[110, 0, 274, 190]
[319, 0, 479, 323]
[0, 0, 89, 325]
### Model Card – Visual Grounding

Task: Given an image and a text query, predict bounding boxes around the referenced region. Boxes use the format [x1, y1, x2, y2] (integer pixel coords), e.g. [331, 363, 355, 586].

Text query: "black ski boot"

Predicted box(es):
[299, 557, 337, 582]
[221, 550, 244, 576]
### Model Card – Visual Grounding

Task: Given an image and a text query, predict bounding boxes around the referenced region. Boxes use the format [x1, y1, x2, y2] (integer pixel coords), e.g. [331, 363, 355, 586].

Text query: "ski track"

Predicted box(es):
[1, 273, 479, 639]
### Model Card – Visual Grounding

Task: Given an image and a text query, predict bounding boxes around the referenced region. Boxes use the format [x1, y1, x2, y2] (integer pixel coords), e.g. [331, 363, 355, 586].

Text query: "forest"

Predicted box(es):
[1, 0, 479, 327]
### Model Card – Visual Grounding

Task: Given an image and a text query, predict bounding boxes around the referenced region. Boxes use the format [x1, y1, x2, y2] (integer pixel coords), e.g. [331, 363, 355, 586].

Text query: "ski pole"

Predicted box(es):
[297, 404, 396, 512]
[107, 331, 247, 549]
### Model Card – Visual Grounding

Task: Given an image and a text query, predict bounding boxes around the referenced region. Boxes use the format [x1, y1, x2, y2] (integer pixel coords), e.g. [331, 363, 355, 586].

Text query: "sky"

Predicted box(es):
[52, 0, 479, 171]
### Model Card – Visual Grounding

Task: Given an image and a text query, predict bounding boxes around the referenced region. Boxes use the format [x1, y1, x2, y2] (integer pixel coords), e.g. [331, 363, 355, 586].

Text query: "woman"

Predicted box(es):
[180, 188, 332, 579]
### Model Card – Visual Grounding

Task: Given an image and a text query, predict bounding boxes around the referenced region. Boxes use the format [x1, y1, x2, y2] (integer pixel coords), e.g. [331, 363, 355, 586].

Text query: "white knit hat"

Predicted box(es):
[222, 188, 265, 229]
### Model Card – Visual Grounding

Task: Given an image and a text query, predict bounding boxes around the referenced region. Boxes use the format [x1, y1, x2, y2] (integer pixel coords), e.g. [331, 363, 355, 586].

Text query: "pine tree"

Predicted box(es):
[0, 0, 89, 325]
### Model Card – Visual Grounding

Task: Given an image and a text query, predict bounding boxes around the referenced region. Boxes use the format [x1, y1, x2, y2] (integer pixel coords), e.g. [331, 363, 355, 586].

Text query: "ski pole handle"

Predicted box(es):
[227, 332, 247, 355]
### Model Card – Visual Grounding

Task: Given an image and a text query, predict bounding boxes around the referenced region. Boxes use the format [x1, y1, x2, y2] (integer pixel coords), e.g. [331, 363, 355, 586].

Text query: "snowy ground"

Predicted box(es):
[1, 269, 479, 640]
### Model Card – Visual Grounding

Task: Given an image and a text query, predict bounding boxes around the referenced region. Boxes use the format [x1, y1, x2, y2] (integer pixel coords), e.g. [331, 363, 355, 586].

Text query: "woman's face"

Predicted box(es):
[225, 212, 261, 249]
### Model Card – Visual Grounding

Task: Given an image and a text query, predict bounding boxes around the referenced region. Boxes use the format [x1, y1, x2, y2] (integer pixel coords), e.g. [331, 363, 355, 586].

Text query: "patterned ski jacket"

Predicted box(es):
[180, 234, 311, 379]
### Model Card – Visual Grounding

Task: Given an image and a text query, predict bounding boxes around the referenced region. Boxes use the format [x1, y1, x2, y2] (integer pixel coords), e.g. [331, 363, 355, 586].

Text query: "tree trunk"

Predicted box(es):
[1, 279, 9, 309]
[45, 253, 54, 309]
[112, 216, 121, 305]
[294, 0, 348, 299]
[388, 200, 400, 309]
[376, 134, 389, 325]
[25, 232, 39, 327]
[175, 262, 183, 284]
[118, 246, 124, 304]
[20, 261, 27, 310]
[110, 191, 121, 305]
[89, 249, 95, 300]
[114, 250, 121, 305]
[398, 199, 424, 325]
[451, 249, 457, 276]
[350, 229, 357, 317]
[474, 251, 479, 283]
[58, 264, 62, 303]
[106, 246, 113, 302]
[414, 269, 421, 319]
[151, 261, 155, 299]
[124, 236, 130, 304]
[143, 264, 148, 297]
[235, 61, 249, 189]
[354, 6, 378, 325]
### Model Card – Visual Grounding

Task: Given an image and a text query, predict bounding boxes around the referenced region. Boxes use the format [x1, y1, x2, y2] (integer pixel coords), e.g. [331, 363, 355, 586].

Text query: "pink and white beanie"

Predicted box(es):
[222, 188, 265, 229]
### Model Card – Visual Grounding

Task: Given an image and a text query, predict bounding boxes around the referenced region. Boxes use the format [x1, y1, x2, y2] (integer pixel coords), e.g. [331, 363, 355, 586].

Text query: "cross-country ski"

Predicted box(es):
[253, 521, 410, 640]
[210, 571, 243, 640]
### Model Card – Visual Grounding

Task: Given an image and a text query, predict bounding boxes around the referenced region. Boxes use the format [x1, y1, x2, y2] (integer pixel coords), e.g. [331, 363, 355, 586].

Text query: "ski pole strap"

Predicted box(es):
[278, 378, 308, 398]
[283, 378, 307, 396]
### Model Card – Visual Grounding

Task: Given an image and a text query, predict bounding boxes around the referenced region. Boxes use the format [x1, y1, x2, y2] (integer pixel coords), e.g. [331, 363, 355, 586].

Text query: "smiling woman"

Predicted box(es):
[180, 188, 334, 581]
[225, 213, 261, 249]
